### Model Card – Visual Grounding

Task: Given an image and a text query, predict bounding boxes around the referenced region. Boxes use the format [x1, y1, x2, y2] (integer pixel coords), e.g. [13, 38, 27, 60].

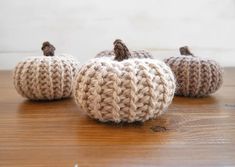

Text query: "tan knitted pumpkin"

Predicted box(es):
[96, 46, 153, 59]
[164, 46, 223, 97]
[74, 39, 176, 123]
[13, 41, 80, 100]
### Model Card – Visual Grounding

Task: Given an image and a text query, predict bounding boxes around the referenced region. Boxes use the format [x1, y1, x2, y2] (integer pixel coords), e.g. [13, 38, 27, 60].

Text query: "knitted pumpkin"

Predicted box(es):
[74, 39, 175, 123]
[96, 45, 153, 59]
[164, 46, 223, 97]
[13, 41, 80, 100]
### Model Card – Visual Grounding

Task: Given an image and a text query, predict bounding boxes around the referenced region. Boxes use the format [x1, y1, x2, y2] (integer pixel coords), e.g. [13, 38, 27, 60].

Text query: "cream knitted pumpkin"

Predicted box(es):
[74, 39, 176, 123]
[164, 46, 223, 97]
[13, 41, 80, 100]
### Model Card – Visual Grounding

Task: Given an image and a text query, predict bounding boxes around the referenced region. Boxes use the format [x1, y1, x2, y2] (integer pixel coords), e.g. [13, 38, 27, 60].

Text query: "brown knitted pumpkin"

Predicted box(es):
[13, 41, 80, 100]
[164, 46, 223, 97]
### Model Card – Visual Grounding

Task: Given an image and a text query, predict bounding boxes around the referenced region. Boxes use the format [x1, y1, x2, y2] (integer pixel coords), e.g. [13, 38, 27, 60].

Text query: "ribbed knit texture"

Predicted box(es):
[74, 57, 175, 123]
[164, 46, 223, 97]
[13, 55, 80, 100]
[96, 50, 153, 59]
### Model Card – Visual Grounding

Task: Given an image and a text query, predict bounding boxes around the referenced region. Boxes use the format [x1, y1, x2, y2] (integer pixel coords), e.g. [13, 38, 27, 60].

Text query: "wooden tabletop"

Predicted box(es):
[0, 68, 235, 167]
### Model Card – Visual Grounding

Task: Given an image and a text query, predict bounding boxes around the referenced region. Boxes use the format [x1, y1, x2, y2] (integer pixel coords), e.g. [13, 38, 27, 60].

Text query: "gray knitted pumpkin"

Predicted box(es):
[13, 41, 80, 100]
[164, 46, 223, 97]
[74, 39, 176, 123]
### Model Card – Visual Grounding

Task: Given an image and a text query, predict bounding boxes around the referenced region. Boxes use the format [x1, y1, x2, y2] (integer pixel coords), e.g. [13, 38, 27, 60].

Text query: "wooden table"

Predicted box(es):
[0, 68, 235, 167]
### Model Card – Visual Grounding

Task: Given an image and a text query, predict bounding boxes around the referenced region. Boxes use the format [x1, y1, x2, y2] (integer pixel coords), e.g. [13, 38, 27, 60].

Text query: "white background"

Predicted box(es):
[0, 0, 235, 69]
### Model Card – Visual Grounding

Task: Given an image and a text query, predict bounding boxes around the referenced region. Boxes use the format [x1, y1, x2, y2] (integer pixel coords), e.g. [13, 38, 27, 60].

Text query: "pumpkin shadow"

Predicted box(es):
[92, 118, 169, 132]
[78, 115, 172, 143]
[172, 95, 219, 106]
[17, 98, 77, 114]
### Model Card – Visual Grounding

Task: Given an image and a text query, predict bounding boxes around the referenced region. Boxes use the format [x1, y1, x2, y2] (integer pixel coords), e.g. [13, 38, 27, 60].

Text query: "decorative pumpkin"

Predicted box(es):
[74, 39, 175, 123]
[96, 46, 153, 59]
[13, 41, 80, 100]
[164, 46, 223, 97]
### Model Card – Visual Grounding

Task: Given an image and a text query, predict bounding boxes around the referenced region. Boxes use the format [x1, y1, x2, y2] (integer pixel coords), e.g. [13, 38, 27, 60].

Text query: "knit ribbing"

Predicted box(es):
[13, 56, 79, 100]
[74, 57, 175, 123]
[13, 42, 79, 100]
[164, 46, 223, 97]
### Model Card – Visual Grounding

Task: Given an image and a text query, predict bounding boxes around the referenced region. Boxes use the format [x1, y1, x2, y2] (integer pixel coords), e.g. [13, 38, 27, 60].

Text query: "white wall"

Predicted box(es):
[0, 0, 235, 69]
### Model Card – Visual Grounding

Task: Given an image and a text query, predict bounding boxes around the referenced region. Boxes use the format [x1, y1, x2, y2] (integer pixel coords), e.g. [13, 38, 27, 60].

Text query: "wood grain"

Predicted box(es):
[0, 68, 235, 167]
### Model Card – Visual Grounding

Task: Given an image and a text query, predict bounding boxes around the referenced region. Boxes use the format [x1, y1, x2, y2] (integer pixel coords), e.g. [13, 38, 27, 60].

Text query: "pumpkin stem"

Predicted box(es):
[113, 39, 131, 61]
[179, 46, 194, 56]
[41, 41, 55, 56]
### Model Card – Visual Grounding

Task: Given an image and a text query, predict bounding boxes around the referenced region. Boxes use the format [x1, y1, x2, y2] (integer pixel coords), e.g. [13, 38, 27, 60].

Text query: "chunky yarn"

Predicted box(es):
[74, 39, 175, 123]
[13, 41, 80, 100]
[164, 46, 223, 97]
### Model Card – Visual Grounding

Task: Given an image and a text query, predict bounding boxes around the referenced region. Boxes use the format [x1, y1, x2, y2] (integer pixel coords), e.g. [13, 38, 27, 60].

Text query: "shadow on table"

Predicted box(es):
[172, 95, 219, 106]
[17, 98, 76, 112]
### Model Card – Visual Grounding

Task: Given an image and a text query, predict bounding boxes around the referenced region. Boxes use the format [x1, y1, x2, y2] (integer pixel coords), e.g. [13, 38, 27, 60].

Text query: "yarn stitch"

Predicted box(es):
[164, 46, 223, 97]
[13, 41, 80, 100]
[74, 39, 175, 123]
